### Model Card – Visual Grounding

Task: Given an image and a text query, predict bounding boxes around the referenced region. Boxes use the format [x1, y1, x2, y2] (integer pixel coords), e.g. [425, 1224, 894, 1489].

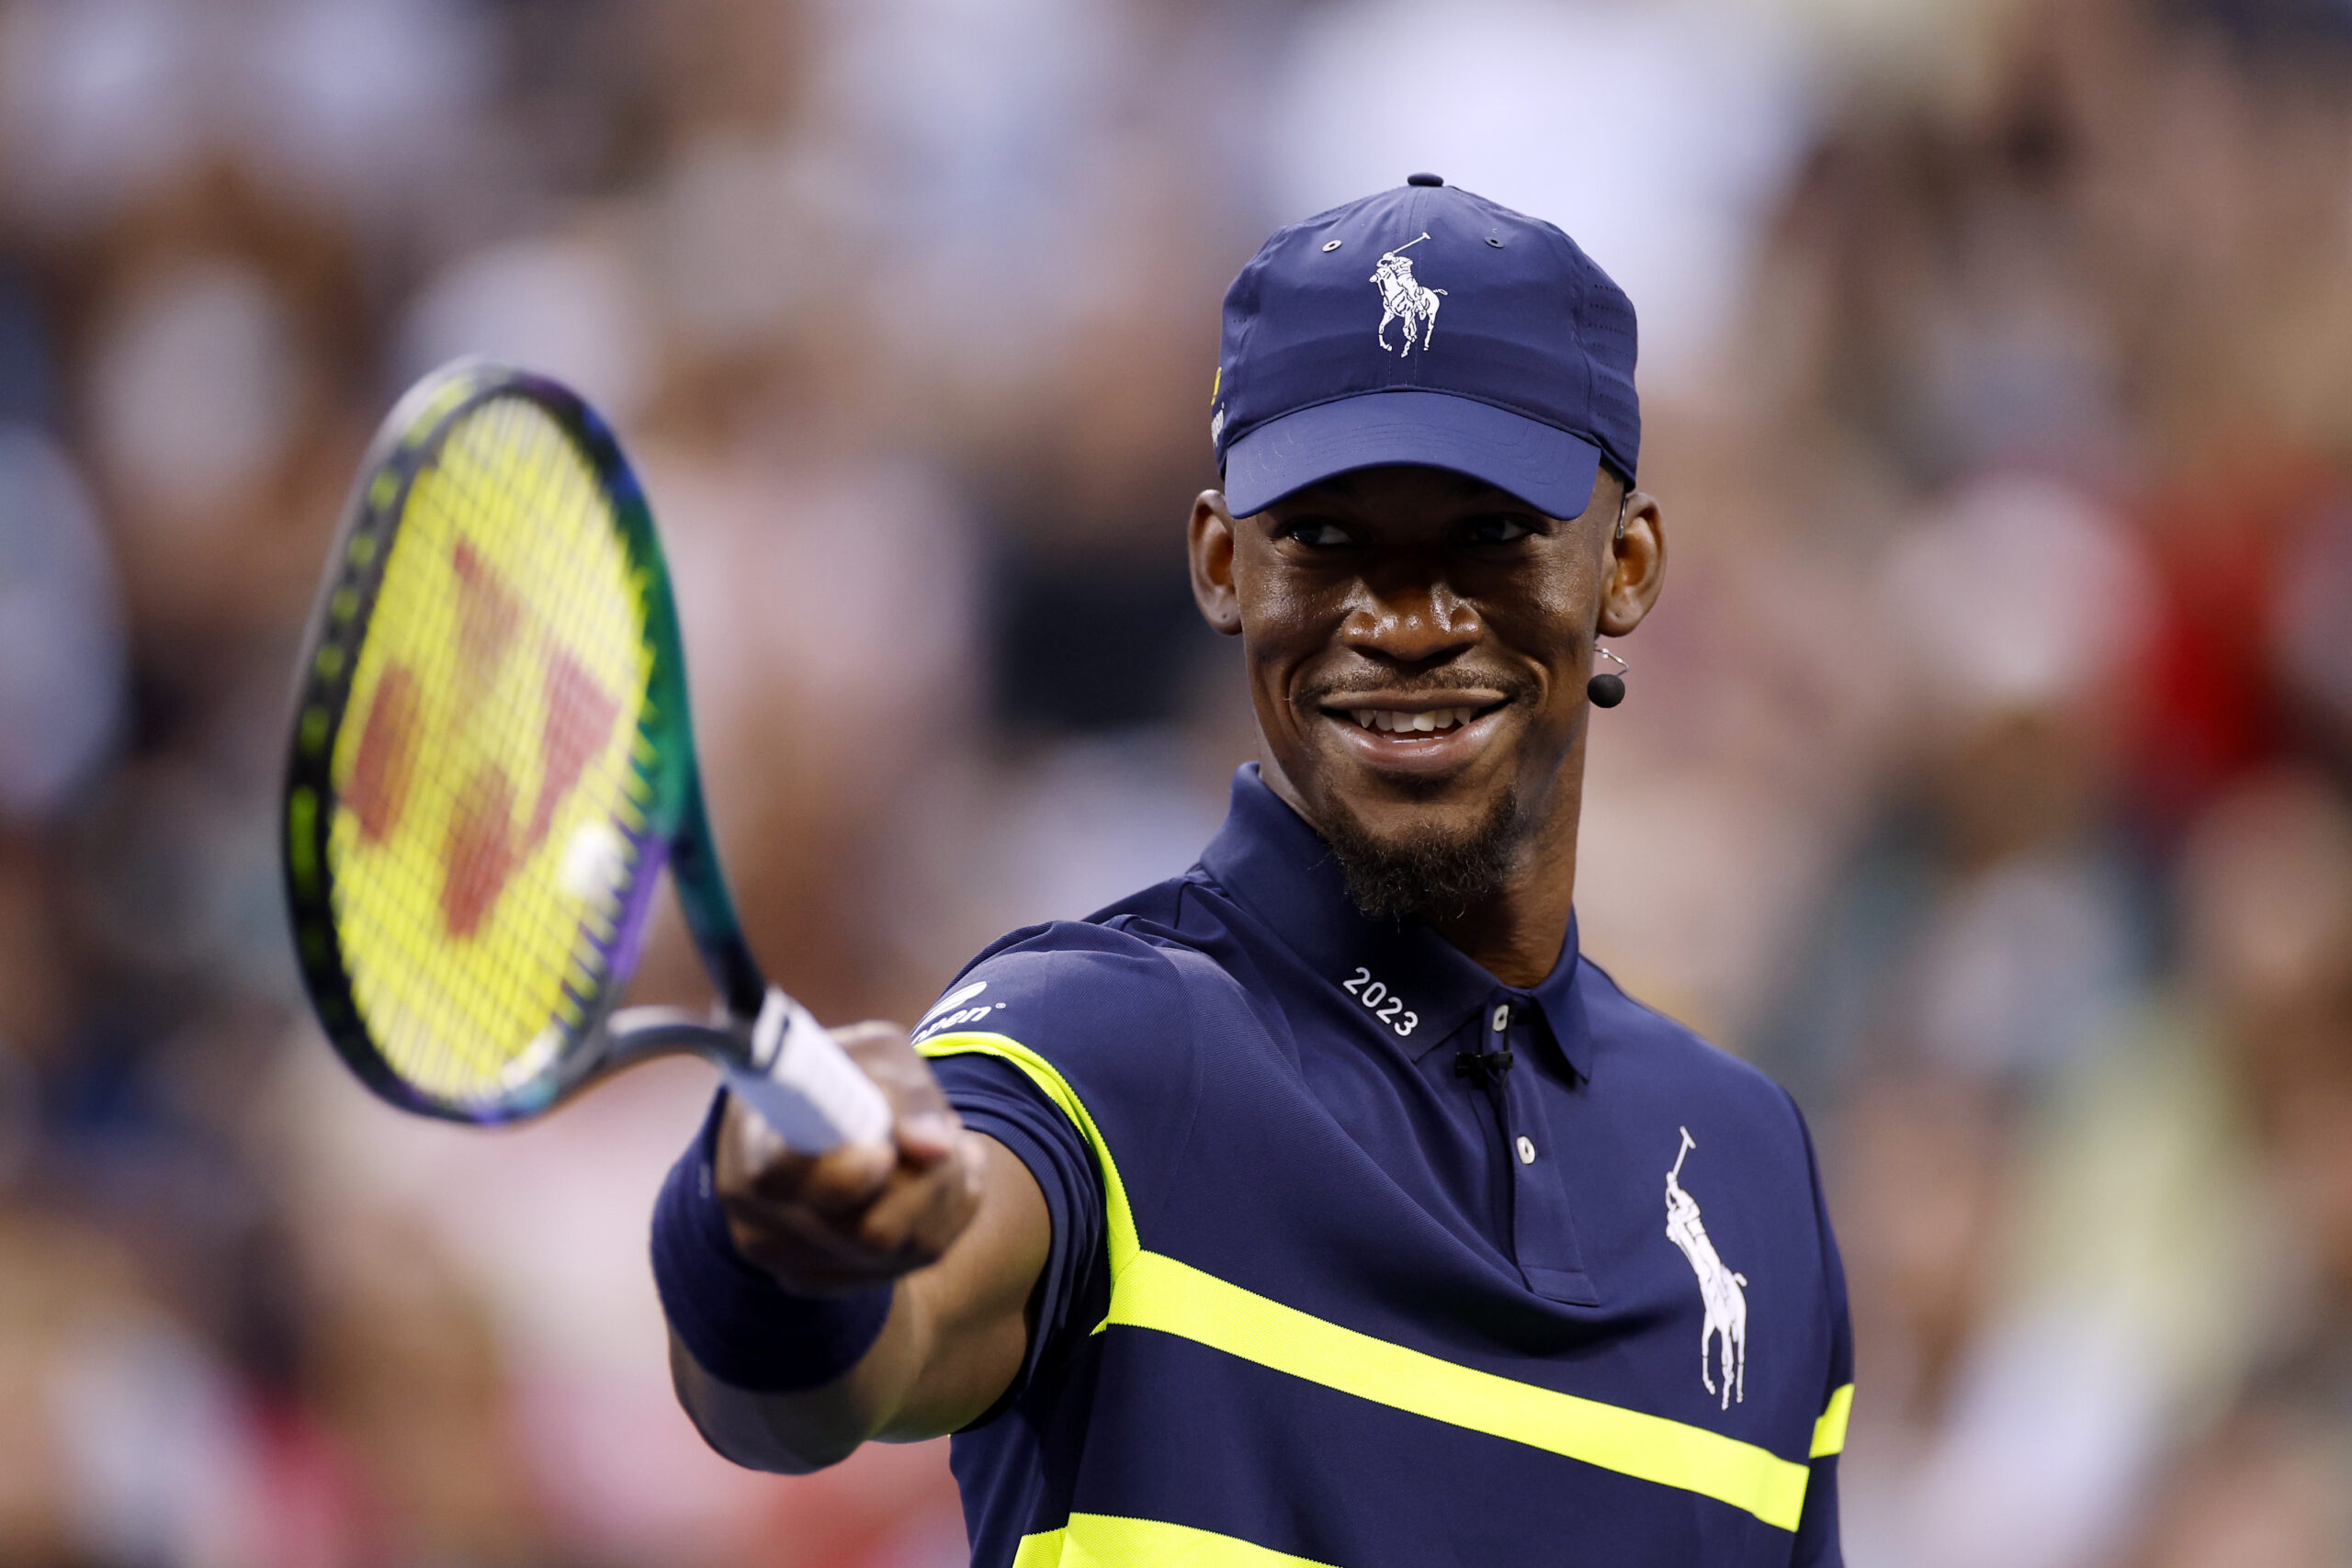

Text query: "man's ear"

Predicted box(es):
[1190, 490, 1243, 637]
[1597, 490, 1666, 637]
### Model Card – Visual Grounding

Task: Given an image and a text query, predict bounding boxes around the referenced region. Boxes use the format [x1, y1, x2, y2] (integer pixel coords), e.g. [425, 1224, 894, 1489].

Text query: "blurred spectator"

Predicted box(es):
[297, 1209, 556, 1565]
[0, 1206, 262, 1568]
[2177, 768, 2352, 1134]
[1833, 1070, 2155, 1568]
[2122, 1403, 2352, 1568]
[399, 232, 659, 428]
[2271, 495, 2352, 770]
[1757, 471, 2158, 1110]
[2122, 772, 2352, 1567]
[0, 424, 123, 822]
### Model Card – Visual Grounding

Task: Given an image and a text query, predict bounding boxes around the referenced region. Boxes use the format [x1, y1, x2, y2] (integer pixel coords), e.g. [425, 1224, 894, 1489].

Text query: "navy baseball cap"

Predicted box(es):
[1212, 175, 1639, 521]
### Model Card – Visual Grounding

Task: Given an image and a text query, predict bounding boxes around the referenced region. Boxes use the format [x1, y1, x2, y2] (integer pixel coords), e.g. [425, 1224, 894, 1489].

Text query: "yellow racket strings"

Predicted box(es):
[326, 397, 655, 1103]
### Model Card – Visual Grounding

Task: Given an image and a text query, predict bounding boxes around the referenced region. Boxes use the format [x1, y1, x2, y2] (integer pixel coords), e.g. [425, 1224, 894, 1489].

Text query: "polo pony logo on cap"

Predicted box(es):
[1665, 1126, 1748, 1409]
[1371, 233, 1446, 355]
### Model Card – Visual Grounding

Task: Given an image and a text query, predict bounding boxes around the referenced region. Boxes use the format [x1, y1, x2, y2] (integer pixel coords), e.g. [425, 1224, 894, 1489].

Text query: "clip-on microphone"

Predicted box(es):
[1454, 1047, 1514, 1080]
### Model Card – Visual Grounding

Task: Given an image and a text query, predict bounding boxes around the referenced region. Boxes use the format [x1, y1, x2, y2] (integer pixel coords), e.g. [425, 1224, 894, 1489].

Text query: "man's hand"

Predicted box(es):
[714, 1021, 986, 1294]
[671, 1019, 1047, 1472]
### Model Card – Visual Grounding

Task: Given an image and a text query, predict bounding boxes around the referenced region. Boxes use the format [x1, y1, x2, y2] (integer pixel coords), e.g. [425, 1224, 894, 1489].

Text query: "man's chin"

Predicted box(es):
[1313, 784, 1526, 922]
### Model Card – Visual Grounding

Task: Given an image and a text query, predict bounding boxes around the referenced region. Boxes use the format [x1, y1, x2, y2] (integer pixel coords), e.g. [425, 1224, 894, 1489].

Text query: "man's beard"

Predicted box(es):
[1319, 784, 1528, 922]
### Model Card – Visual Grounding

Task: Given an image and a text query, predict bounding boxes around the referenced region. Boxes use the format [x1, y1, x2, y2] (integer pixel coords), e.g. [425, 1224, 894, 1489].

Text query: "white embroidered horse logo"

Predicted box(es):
[1372, 232, 1446, 355]
[1665, 1127, 1747, 1409]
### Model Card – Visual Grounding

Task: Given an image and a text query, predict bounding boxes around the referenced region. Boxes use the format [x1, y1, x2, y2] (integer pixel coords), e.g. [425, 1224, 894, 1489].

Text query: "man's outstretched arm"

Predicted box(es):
[661, 1022, 1053, 1472]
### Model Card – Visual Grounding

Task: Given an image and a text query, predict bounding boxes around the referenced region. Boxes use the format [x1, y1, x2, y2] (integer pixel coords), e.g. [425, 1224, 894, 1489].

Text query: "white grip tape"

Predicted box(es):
[723, 989, 894, 1153]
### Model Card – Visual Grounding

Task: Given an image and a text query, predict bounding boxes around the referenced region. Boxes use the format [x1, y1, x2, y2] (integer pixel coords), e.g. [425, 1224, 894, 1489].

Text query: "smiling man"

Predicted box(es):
[651, 177, 1852, 1566]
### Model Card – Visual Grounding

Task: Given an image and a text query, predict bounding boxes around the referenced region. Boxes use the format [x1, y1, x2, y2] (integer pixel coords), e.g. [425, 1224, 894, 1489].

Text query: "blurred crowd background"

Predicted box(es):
[2, 0, 2351, 1562]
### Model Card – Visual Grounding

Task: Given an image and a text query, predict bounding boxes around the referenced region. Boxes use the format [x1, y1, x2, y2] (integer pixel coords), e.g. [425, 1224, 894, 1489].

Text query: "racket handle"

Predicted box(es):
[725, 989, 894, 1153]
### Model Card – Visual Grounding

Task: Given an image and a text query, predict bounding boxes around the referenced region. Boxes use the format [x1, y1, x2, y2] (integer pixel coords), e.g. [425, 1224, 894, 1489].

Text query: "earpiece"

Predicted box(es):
[1588, 644, 1628, 708]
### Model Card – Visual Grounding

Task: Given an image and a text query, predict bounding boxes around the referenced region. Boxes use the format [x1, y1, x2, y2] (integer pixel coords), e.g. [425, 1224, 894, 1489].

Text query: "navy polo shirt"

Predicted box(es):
[921, 766, 1851, 1567]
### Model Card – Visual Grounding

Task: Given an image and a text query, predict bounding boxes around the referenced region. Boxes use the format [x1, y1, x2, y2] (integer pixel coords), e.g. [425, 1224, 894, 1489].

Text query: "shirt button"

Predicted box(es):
[1491, 1004, 1511, 1032]
[1516, 1135, 1536, 1165]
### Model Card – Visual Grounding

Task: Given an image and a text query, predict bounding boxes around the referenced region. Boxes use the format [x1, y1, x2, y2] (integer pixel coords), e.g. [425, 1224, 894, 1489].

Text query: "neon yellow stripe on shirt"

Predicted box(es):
[1012, 1514, 1342, 1567]
[1811, 1382, 1854, 1458]
[920, 1031, 1140, 1277]
[922, 1028, 1817, 1532]
[1110, 1249, 1810, 1530]
[1011, 1528, 1064, 1567]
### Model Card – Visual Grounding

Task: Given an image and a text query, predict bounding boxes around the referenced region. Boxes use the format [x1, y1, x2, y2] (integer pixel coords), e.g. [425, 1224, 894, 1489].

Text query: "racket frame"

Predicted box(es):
[283, 360, 766, 1123]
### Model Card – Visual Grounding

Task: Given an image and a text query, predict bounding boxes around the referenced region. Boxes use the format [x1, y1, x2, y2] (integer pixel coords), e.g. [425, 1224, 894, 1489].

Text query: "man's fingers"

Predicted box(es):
[724, 1142, 981, 1290]
[718, 1096, 894, 1210]
[707, 1020, 982, 1295]
[837, 1021, 961, 1164]
[781, 1141, 901, 1217]
[850, 1133, 985, 1260]
[897, 1110, 960, 1165]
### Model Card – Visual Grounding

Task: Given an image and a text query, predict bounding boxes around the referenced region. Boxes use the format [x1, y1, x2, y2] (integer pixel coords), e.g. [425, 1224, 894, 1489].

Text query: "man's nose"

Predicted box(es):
[1339, 575, 1480, 665]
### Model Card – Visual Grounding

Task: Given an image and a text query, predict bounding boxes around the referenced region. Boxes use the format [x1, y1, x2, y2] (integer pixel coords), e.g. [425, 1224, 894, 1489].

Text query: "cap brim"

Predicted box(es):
[1221, 390, 1603, 521]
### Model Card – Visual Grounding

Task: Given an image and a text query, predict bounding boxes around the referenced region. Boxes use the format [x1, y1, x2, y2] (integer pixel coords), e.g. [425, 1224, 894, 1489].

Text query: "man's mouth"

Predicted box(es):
[1306, 689, 1521, 781]
[1340, 704, 1497, 735]
[1310, 692, 1517, 770]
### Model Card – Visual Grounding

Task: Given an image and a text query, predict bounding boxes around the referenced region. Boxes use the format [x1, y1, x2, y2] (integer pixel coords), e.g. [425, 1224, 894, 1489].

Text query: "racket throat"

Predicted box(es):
[600, 991, 891, 1153]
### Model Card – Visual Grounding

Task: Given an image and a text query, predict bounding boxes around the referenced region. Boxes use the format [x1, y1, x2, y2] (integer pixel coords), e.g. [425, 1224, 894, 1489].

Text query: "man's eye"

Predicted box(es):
[1464, 514, 1535, 545]
[1282, 521, 1355, 547]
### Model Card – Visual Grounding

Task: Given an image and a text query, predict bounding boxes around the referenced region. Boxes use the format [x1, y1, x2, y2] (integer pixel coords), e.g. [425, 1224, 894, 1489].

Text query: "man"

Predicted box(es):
[651, 175, 1852, 1566]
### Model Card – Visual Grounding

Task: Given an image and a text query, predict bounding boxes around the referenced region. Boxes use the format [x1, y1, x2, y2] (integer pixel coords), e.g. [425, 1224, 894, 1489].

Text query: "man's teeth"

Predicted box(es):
[1349, 707, 1479, 734]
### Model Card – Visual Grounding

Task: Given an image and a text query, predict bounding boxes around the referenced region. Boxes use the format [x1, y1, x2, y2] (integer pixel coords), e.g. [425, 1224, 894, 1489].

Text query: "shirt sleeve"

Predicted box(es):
[910, 919, 1204, 1424]
[1790, 1092, 1853, 1567]
[932, 1050, 1107, 1422]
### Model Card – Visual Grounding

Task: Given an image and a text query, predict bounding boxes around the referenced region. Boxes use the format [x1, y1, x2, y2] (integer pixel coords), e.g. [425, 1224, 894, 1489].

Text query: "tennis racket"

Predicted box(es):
[281, 358, 890, 1149]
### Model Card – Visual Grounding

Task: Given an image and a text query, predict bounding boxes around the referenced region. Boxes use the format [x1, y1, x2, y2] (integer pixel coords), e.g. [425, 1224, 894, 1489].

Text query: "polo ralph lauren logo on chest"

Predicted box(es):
[1665, 1127, 1748, 1410]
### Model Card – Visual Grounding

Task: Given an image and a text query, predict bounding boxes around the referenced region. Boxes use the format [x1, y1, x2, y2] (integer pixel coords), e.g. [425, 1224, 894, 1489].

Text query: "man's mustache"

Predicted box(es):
[1299, 671, 1539, 705]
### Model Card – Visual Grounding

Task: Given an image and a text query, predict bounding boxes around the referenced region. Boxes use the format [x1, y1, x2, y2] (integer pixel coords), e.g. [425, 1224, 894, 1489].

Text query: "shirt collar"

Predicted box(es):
[1196, 765, 1592, 1079]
